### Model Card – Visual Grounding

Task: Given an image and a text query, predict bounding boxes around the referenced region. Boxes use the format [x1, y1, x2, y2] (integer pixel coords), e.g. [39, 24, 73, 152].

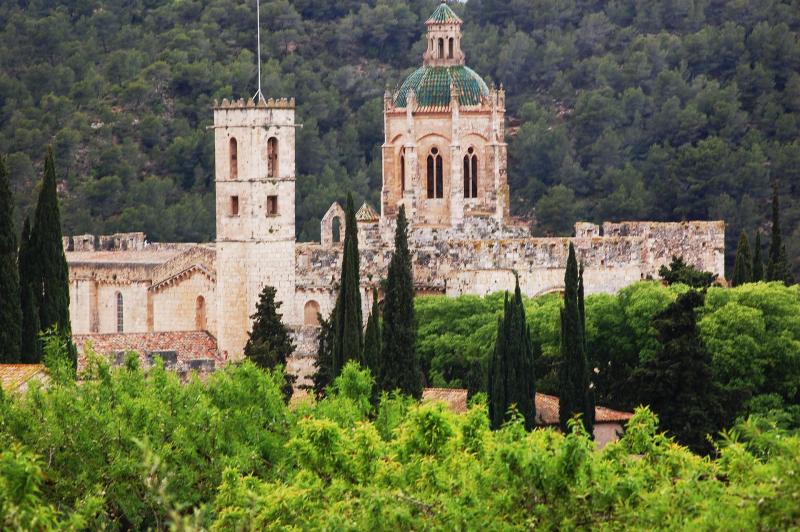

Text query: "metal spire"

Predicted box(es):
[252, 0, 264, 102]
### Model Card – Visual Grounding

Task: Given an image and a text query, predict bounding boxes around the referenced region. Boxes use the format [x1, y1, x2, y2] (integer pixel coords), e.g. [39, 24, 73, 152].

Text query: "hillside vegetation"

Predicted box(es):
[1, 0, 799, 275]
[2, 359, 800, 528]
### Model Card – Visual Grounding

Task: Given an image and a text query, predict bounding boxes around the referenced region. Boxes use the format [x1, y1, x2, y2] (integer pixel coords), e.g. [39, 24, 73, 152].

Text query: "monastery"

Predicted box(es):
[65, 3, 725, 382]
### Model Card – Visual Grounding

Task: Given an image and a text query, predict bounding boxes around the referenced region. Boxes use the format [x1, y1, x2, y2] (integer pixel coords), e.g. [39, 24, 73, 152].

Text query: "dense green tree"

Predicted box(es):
[488, 276, 537, 430]
[18, 217, 40, 362]
[244, 284, 295, 398]
[766, 187, 793, 285]
[631, 290, 724, 454]
[0, 156, 22, 362]
[752, 232, 764, 282]
[378, 205, 421, 397]
[30, 148, 72, 342]
[363, 287, 381, 378]
[332, 193, 363, 377]
[312, 312, 335, 397]
[558, 244, 594, 434]
[659, 256, 717, 288]
[731, 232, 752, 286]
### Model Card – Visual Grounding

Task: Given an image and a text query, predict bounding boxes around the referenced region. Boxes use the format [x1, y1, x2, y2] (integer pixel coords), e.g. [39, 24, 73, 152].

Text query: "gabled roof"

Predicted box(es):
[355, 202, 380, 223]
[427, 2, 462, 24]
[0, 364, 48, 393]
[422, 387, 468, 413]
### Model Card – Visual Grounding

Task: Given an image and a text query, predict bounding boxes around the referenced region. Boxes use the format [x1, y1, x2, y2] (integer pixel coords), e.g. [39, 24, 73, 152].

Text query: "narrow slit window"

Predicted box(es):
[230, 196, 239, 216]
[463, 147, 478, 198]
[229, 138, 238, 179]
[267, 195, 278, 216]
[400, 148, 405, 193]
[438, 38, 444, 58]
[267, 137, 278, 178]
[448, 38, 454, 58]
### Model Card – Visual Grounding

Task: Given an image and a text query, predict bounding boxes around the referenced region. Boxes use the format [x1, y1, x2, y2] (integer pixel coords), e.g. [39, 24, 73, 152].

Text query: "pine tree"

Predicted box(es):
[766, 186, 793, 285]
[312, 312, 335, 396]
[558, 244, 593, 434]
[378, 205, 421, 397]
[30, 148, 72, 340]
[488, 275, 537, 430]
[363, 287, 382, 378]
[630, 290, 724, 455]
[332, 193, 363, 376]
[752, 232, 764, 282]
[731, 232, 752, 286]
[244, 285, 295, 398]
[18, 216, 40, 362]
[0, 156, 22, 362]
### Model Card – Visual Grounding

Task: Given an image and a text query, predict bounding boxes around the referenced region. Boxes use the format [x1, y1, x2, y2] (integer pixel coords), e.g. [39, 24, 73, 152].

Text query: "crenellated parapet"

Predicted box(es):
[213, 97, 296, 110]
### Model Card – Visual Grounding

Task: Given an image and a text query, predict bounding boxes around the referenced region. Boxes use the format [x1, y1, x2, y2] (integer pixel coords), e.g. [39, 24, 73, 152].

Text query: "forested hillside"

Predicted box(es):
[1, 0, 799, 275]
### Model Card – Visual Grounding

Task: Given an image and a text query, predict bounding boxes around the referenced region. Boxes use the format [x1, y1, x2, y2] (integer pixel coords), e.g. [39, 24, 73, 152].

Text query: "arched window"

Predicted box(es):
[438, 38, 444, 58]
[229, 138, 238, 179]
[399, 148, 405, 193]
[267, 137, 278, 178]
[332, 216, 341, 243]
[448, 37, 454, 58]
[463, 147, 478, 198]
[195, 295, 206, 330]
[426, 147, 443, 199]
[116, 292, 124, 333]
[304, 300, 321, 326]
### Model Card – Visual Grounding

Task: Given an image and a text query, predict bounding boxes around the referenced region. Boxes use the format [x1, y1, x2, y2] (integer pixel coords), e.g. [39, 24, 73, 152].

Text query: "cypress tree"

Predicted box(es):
[244, 284, 295, 398]
[578, 263, 595, 433]
[558, 244, 593, 434]
[0, 156, 22, 362]
[30, 148, 72, 339]
[752, 232, 764, 282]
[378, 205, 421, 397]
[766, 186, 792, 285]
[488, 275, 537, 430]
[363, 287, 382, 378]
[332, 193, 363, 376]
[731, 232, 752, 286]
[312, 312, 335, 396]
[630, 290, 724, 455]
[18, 216, 40, 362]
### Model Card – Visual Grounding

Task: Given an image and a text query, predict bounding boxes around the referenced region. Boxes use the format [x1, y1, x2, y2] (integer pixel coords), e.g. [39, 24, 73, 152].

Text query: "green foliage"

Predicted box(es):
[766, 187, 794, 285]
[488, 276, 537, 430]
[312, 312, 335, 396]
[631, 291, 724, 454]
[0, 155, 21, 361]
[378, 205, 420, 397]
[332, 193, 363, 377]
[18, 217, 40, 362]
[29, 148, 72, 363]
[2, 345, 800, 528]
[558, 245, 594, 433]
[732, 231, 753, 286]
[752, 232, 765, 282]
[244, 285, 295, 399]
[659, 255, 718, 288]
[363, 287, 382, 378]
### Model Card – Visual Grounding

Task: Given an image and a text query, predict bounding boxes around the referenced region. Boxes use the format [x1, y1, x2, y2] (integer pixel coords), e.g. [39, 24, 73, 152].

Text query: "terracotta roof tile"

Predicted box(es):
[427, 2, 462, 24]
[422, 388, 633, 425]
[74, 331, 223, 373]
[0, 364, 48, 392]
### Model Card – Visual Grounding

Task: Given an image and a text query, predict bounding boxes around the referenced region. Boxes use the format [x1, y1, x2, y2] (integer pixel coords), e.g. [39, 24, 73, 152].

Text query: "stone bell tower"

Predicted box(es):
[213, 97, 297, 359]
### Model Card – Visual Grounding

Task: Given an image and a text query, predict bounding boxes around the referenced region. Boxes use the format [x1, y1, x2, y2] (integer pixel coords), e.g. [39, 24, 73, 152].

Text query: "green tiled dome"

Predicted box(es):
[427, 2, 461, 24]
[394, 65, 489, 108]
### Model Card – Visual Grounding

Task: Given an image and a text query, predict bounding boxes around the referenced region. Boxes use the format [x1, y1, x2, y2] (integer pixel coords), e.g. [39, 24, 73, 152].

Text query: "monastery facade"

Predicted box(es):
[66, 3, 725, 381]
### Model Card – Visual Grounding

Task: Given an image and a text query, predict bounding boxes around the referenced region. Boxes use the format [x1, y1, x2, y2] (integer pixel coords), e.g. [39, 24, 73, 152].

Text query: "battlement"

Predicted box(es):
[213, 97, 295, 110]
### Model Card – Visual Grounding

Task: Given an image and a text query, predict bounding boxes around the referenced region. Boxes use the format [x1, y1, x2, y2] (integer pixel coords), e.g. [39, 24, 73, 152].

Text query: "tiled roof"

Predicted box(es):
[74, 331, 223, 372]
[422, 388, 634, 425]
[535, 393, 633, 425]
[427, 2, 462, 24]
[0, 364, 48, 392]
[394, 66, 489, 110]
[422, 387, 468, 413]
[355, 202, 380, 223]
